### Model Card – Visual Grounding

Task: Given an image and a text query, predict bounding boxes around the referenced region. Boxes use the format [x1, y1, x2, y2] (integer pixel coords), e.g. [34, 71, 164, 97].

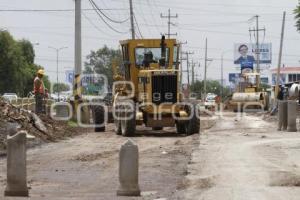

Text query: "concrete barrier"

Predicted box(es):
[278, 100, 288, 131]
[56, 103, 70, 118]
[117, 139, 140, 196]
[287, 100, 298, 132]
[4, 131, 28, 197]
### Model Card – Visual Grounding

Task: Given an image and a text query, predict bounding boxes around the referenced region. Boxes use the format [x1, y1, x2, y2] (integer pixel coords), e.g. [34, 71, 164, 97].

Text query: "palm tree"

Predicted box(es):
[294, 1, 300, 32]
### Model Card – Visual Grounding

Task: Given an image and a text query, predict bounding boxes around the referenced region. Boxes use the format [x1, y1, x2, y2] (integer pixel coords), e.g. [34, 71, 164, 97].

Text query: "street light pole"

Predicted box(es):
[220, 49, 232, 101]
[48, 46, 68, 101]
[221, 54, 224, 99]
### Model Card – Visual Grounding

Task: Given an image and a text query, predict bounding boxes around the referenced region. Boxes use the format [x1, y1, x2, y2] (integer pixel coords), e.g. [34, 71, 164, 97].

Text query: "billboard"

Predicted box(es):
[65, 70, 75, 84]
[234, 43, 272, 65]
[229, 73, 241, 83]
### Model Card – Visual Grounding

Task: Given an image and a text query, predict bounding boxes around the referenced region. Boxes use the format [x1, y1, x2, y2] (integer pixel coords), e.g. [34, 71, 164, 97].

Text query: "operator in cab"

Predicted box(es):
[143, 51, 157, 67]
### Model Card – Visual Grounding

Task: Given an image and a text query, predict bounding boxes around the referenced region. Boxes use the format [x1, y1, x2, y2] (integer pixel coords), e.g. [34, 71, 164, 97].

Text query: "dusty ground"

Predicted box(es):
[182, 112, 300, 200]
[0, 123, 206, 200]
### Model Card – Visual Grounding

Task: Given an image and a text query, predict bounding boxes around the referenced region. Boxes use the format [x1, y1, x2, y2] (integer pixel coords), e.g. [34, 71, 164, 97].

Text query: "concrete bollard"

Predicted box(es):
[56, 104, 69, 118]
[287, 100, 298, 132]
[4, 131, 28, 197]
[278, 100, 288, 131]
[117, 139, 140, 196]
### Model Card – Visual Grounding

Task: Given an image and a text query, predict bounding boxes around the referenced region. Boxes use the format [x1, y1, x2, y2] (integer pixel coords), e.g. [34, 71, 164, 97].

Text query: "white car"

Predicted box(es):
[204, 94, 217, 108]
[2, 93, 18, 102]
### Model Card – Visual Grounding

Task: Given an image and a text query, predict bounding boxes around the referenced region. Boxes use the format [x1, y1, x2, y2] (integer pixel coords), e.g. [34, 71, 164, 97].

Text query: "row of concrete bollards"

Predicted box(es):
[4, 131, 140, 197]
[278, 100, 298, 132]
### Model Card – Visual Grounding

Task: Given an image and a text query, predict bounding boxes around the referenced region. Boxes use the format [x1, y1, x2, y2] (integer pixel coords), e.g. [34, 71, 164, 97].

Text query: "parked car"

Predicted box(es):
[2, 93, 18, 103]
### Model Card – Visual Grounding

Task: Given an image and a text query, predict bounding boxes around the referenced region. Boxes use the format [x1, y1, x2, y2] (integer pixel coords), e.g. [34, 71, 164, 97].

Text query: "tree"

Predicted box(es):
[52, 83, 70, 93]
[84, 45, 122, 87]
[294, 1, 300, 32]
[0, 30, 50, 97]
[189, 80, 231, 99]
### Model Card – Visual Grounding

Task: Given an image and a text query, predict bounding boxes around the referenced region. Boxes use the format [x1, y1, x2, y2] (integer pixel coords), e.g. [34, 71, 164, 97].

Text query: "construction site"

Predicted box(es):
[1, 0, 300, 199]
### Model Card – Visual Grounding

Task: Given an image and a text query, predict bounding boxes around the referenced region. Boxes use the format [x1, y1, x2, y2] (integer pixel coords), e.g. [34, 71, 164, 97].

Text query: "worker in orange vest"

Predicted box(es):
[34, 69, 45, 114]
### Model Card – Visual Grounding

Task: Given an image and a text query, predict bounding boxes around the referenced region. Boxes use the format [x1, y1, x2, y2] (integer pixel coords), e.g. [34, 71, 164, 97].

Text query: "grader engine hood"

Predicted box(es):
[138, 70, 179, 105]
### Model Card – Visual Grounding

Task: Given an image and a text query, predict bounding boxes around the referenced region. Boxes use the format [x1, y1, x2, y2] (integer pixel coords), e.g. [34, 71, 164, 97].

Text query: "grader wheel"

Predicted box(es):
[120, 100, 136, 137]
[93, 106, 105, 132]
[177, 103, 200, 135]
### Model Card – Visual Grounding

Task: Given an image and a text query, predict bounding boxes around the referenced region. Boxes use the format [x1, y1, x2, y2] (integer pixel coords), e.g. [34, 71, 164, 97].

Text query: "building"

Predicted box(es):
[270, 67, 300, 85]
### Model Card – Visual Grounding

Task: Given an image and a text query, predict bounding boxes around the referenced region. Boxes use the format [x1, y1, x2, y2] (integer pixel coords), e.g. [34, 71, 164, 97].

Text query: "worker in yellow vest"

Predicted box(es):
[34, 69, 45, 114]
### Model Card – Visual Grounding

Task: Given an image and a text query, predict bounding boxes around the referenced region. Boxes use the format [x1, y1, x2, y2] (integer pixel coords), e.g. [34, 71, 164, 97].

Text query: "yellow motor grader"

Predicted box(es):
[93, 36, 200, 136]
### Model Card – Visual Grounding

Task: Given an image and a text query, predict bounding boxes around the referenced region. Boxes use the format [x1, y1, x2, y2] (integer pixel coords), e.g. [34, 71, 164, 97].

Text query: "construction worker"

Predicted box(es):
[34, 69, 45, 114]
[277, 86, 284, 101]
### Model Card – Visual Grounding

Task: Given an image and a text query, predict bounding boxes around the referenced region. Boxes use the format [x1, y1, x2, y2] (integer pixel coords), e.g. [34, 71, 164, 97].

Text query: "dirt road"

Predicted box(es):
[0, 124, 200, 200]
[183, 112, 300, 200]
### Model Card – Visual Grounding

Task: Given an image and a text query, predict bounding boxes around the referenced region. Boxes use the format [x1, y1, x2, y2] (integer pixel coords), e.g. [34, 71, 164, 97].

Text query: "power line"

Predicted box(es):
[135, 1, 293, 16]
[82, 12, 107, 35]
[136, 0, 154, 37]
[145, 0, 161, 35]
[133, 14, 143, 39]
[88, 0, 128, 34]
[0, 8, 127, 12]
[89, 0, 129, 24]
[141, 0, 295, 9]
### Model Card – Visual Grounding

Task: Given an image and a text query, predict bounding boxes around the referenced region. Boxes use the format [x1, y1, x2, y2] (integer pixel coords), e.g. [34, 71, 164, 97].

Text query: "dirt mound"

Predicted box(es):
[269, 170, 300, 187]
[0, 98, 88, 153]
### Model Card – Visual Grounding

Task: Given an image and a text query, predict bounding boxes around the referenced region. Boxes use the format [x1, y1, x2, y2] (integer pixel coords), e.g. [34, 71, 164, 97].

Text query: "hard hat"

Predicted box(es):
[37, 69, 45, 75]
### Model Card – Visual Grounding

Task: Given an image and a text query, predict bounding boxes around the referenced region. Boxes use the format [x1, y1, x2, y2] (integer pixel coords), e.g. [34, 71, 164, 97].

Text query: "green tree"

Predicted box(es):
[294, 1, 300, 32]
[190, 80, 231, 99]
[0, 30, 50, 97]
[84, 45, 122, 87]
[52, 83, 70, 93]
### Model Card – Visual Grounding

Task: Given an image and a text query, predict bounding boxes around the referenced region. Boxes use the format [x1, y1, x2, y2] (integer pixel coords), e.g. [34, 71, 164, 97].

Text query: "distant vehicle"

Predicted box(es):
[2, 93, 18, 102]
[204, 93, 217, 108]
[49, 91, 72, 102]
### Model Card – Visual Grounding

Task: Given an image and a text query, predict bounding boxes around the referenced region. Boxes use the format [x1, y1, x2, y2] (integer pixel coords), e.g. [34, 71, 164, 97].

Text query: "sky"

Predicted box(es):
[1, 0, 299, 85]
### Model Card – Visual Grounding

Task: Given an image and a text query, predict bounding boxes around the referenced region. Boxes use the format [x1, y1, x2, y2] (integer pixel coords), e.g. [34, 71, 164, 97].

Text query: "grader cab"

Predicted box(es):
[109, 36, 200, 136]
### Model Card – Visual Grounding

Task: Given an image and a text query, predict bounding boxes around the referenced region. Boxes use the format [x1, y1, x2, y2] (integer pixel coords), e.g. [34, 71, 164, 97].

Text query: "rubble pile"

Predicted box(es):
[0, 98, 85, 153]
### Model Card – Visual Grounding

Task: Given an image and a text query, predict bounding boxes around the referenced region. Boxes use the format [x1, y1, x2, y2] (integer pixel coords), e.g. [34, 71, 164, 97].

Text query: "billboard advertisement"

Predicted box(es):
[65, 70, 75, 84]
[229, 73, 241, 83]
[234, 43, 272, 66]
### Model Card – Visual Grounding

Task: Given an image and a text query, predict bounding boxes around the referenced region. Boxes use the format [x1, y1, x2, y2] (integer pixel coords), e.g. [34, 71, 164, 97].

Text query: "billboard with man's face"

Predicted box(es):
[234, 43, 272, 65]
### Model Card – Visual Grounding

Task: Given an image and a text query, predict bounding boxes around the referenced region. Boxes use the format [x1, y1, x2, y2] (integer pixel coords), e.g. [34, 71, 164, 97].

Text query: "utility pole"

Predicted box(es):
[203, 38, 213, 100]
[197, 63, 201, 82]
[249, 15, 265, 88]
[74, 0, 82, 103]
[48, 46, 68, 101]
[160, 9, 178, 39]
[178, 41, 187, 85]
[275, 11, 286, 99]
[129, 0, 135, 39]
[191, 60, 195, 85]
[221, 54, 224, 99]
[183, 51, 194, 86]
[204, 38, 208, 99]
